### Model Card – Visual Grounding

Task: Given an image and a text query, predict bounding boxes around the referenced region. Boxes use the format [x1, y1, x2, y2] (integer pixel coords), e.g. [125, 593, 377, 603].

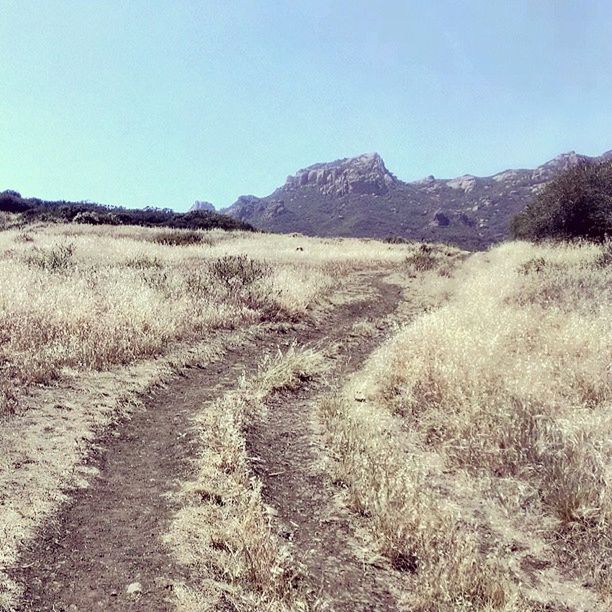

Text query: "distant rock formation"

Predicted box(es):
[283, 153, 397, 197]
[190, 200, 215, 212]
[222, 149, 611, 250]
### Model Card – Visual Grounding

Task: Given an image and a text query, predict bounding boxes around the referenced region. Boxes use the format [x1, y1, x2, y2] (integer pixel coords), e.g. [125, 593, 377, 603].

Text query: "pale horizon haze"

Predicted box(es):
[1, 1, 611, 211]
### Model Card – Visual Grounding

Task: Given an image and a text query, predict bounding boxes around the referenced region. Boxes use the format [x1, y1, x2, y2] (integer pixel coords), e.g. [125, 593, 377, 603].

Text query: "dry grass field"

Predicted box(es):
[323, 240, 611, 609]
[0, 220, 422, 609]
[0, 220, 609, 611]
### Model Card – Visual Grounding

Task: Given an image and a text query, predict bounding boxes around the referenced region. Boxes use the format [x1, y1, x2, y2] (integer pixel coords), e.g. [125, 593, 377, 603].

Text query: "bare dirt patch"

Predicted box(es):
[11, 336, 295, 611]
[247, 275, 408, 610]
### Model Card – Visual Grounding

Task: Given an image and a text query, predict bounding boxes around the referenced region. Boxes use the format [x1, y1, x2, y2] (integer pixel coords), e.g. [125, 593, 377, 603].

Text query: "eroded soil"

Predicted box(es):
[248, 276, 405, 610]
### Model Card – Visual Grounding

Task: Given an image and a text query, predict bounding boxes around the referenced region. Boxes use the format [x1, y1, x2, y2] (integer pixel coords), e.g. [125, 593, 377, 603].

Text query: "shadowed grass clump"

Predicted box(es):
[151, 229, 212, 247]
[208, 254, 271, 289]
[23, 244, 75, 272]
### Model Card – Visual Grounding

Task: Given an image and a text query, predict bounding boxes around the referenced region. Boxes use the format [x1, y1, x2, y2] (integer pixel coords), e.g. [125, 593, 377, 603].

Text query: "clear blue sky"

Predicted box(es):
[1, 1, 610, 211]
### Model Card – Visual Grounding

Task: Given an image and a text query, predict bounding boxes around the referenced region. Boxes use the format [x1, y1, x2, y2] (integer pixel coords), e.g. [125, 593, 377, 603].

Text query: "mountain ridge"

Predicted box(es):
[222, 149, 612, 249]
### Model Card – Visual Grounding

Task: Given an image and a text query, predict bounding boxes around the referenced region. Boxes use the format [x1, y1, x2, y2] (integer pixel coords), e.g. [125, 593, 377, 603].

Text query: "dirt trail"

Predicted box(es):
[248, 275, 404, 611]
[11, 272, 404, 611]
[11, 337, 294, 611]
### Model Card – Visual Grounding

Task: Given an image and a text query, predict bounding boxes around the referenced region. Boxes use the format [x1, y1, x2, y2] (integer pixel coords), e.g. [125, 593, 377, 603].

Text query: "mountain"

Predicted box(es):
[223, 150, 612, 249]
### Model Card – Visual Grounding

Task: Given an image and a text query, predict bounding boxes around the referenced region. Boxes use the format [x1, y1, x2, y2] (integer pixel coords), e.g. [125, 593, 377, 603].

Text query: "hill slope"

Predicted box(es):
[223, 150, 612, 249]
[0, 191, 252, 232]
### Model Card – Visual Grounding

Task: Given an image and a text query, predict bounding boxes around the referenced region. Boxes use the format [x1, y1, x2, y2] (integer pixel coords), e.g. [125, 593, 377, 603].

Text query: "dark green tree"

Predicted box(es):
[511, 160, 612, 241]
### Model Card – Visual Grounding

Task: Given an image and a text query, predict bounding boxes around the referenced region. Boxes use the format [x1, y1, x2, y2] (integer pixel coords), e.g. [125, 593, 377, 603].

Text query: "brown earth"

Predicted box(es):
[247, 275, 406, 610]
[10, 272, 407, 611]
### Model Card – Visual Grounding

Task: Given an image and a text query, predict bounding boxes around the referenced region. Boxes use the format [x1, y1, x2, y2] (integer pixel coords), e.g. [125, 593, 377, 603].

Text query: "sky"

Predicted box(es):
[1, 1, 611, 211]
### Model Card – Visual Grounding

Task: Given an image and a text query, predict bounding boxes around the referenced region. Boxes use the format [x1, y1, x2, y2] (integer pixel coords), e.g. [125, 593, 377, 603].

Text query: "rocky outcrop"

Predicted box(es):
[190, 200, 215, 212]
[283, 153, 397, 197]
[222, 149, 611, 250]
[224, 195, 263, 222]
[432, 210, 450, 226]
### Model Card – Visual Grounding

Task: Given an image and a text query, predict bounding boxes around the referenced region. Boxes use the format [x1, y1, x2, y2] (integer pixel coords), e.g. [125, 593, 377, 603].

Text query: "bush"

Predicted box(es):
[511, 161, 612, 242]
[73, 210, 119, 225]
[152, 230, 209, 246]
[124, 255, 163, 269]
[208, 255, 271, 290]
[0, 192, 31, 213]
[24, 244, 75, 272]
[405, 244, 438, 271]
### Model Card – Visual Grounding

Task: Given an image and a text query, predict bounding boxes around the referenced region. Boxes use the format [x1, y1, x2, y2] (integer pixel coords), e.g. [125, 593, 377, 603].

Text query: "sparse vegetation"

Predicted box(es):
[0, 222, 425, 609]
[0, 226, 350, 396]
[166, 344, 327, 610]
[0, 220, 608, 610]
[151, 229, 211, 246]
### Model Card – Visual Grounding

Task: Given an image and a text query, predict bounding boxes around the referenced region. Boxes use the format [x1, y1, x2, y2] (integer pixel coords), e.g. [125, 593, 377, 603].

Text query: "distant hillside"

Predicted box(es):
[223, 150, 612, 249]
[0, 191, 252, 232]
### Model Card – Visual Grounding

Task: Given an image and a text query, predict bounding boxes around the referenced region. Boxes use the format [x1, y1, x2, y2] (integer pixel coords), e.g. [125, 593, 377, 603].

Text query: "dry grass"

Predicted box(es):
[0, 230, 316, 397]
[0, 222, 435, 609]
[0, 223, 431, 609]
[165, 343, 328, 611]
[319, 395, 519, 610]
[0, 326, 266, 610]
[323, 240, 610, 609]
[0, 224, 425, 411]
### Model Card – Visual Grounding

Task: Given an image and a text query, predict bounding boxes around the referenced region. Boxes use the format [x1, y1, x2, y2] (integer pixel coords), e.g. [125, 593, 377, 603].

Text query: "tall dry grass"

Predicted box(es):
[318, 395, 518, 609]
[0, 222, 461, 609]
[334, 240, 610, 606]
[0, 224, 424, 413]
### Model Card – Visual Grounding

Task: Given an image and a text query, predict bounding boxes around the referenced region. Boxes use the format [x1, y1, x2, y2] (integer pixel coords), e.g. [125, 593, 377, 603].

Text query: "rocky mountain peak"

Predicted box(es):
[190, 200, 215, 212]
[284, 152, 397, 197]
[532, 150, 592, 181]
[543, 151, 588, 168]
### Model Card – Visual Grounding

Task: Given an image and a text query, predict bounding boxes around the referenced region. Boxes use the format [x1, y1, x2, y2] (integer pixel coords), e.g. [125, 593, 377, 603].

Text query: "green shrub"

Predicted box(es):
[72, 210, 119, 225]
[511, 161, 612, 242]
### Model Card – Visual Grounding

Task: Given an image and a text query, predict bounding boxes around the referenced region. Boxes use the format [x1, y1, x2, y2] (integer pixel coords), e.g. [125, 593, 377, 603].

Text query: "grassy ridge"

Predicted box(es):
[0, 190, 253, 232]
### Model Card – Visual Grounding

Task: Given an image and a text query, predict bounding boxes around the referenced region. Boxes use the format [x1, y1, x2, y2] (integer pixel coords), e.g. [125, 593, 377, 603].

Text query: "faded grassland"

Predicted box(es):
[320, 241, 610, 609]
[0, 224, 431, 413]
[165, 343, 328, 611]
[0, 223, 455, 609]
